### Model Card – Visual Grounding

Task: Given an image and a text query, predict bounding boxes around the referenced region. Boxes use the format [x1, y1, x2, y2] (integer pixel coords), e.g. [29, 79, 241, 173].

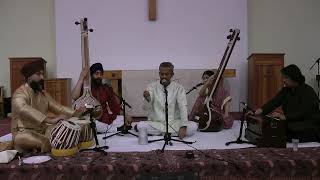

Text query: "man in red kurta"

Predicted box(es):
[72, 63, 120, 127]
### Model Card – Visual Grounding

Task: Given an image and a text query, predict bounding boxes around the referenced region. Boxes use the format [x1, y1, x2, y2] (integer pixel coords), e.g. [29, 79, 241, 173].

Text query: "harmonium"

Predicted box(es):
[245, 115, 287, 148]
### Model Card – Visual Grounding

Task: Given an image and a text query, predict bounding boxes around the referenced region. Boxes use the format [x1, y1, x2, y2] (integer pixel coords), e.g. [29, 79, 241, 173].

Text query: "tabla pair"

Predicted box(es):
[49, 116, 94, 156]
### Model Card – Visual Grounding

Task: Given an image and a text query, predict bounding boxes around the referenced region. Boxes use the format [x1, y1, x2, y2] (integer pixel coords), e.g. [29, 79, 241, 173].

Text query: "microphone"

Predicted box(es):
[123, 101, 132, 109]
[161, 79, 169, 87]
[309, 58, 320, 70]
[240, 102, 254, 112]
[195, 82, 204, 87]
[186, 82, 204, 95]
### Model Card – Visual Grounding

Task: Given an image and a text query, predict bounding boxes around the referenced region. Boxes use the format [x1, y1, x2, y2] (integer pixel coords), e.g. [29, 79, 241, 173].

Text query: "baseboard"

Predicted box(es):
[132, 112, 242, 122]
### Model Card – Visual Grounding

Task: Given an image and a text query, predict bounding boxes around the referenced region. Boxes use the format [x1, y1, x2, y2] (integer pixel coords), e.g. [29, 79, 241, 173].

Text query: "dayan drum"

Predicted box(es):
[68, 116, 95, 149]
[50, 120, 81, 156]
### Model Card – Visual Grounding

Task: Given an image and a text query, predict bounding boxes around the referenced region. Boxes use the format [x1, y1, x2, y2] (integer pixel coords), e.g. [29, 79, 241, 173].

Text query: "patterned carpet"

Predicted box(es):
[2, 147, 320, 179]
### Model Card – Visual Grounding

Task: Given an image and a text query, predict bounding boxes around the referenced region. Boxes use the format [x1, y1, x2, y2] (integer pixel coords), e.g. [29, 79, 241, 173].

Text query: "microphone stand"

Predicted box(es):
[103, 96, 138, 139]
[186, 83, 202, 95]
[309, 58, 320, 103]
[148, 85, 194, 152]
[186, 86, 198, 95]
[80, 107, 108, 155]
[225, 106, 255, 146]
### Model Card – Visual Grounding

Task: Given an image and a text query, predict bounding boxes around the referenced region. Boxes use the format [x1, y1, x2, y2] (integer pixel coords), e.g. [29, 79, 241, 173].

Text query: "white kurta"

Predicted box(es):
[142, 80, 188, 133]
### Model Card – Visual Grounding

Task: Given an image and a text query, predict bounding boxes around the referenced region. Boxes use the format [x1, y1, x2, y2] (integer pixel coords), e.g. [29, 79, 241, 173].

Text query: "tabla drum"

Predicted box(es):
[68, 116, 95, 149]
[50, 120, 81, 156]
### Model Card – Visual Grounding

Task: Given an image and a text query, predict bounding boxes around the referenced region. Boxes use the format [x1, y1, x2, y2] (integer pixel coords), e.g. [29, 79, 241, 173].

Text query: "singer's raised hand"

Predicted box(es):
[143, 90, 151, 102]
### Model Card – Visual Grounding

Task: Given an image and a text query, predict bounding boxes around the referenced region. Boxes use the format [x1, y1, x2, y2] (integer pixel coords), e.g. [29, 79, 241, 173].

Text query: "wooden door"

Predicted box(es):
[248, 54, 284, 109]
[44, 78, 71, 107]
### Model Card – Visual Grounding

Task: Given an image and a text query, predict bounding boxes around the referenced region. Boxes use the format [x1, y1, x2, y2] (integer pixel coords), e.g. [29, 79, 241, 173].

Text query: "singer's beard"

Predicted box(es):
[92, 78, 102, 87]
[29, 80, 44, 93]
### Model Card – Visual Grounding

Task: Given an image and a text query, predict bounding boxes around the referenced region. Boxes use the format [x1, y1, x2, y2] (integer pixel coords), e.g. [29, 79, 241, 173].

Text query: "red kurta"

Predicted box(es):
[91, 84, 120, 125]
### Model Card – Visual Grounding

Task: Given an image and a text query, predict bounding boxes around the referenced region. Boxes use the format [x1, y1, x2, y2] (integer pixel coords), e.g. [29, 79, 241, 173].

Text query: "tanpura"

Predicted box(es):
[72, 18, 102, 118]
[194, 29, 240, 132]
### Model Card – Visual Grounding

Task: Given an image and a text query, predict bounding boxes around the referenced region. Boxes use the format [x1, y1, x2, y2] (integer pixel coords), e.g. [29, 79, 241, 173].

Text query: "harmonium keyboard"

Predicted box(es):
[245, 115, 287, 148]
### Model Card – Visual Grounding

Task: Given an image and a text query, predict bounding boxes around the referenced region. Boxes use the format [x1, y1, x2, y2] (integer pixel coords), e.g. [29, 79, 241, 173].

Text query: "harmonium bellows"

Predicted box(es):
[245, 115, 287, 148]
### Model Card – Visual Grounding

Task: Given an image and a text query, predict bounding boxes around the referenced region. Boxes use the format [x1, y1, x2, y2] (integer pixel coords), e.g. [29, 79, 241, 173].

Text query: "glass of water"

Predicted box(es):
[292, 139, 299, 152]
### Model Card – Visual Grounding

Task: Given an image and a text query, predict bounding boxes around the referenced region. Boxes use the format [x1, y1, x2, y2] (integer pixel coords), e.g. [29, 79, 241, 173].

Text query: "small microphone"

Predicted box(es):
[161, 79, 169, 87]
[195, 82, 204, 87]
[309, 58, 320, 70]
[186, 82, 204, 95]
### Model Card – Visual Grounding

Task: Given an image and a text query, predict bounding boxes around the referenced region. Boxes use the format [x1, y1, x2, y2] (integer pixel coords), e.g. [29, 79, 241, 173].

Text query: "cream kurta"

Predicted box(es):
[11, 83, 77, 152]
[143, 80, 188, 133]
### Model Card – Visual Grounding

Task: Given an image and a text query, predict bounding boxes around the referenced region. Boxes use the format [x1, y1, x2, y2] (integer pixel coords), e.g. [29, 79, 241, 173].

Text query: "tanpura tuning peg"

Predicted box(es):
[229, 29, 233, 33]
[237, 37, 240, 41]
[75, 21, 80, 25]
[227, 35, 232, 39]
[84, 18, 88, 21]
[89, 29, 93, 32]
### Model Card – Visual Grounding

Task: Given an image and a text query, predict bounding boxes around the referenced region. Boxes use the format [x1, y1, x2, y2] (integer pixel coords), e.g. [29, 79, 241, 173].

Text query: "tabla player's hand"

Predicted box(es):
[178, 127, 187, 140]
[45, 115, 65, 124]
[143, 90, 151, 102]
[57, 114, 67, 120]
[74, 105, 87, 117]
[77, 106, 87, 113]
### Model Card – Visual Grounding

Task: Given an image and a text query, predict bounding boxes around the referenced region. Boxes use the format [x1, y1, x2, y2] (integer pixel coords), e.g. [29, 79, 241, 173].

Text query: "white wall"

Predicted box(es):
[55, 0, 248, 112]
[0, 0, 56, 97]
[248, 0, 320, 95]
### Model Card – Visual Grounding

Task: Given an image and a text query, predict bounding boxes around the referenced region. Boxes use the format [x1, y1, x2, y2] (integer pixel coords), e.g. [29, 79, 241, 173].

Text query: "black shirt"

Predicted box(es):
[262, 83, 319, 122]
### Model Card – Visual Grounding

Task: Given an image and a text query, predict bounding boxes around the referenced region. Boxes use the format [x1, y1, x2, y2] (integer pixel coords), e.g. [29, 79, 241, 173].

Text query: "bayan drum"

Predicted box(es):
[50, 120, 81, 156]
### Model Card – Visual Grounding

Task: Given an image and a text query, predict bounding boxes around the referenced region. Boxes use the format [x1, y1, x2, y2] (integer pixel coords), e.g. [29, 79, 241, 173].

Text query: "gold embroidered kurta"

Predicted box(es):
[11, 83, 78, 152]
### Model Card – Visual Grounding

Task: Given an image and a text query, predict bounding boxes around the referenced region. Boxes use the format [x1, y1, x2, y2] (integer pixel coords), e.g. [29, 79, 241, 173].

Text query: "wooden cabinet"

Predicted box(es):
[248, 53, 284, 109]
[9, 57, 46, 95]
[103, 70, 122, 96]
[44, 78, 72, 107]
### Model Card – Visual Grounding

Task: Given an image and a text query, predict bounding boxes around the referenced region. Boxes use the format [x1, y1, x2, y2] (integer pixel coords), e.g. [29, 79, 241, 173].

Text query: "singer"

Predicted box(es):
[136, 62, 197, 139]
[72, 63, 132, 133]
[189, 70, 233, 129]
[254, 64, 320, 142]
